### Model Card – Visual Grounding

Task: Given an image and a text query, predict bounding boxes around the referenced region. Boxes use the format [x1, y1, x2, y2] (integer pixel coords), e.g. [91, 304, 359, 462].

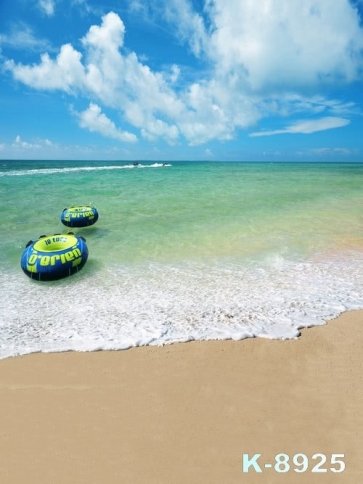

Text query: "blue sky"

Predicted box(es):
[1, 0, 363, 161]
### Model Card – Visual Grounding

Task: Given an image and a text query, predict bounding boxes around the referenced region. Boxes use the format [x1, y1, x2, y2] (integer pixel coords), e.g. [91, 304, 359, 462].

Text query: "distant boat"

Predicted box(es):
[133, 161, 139, 166]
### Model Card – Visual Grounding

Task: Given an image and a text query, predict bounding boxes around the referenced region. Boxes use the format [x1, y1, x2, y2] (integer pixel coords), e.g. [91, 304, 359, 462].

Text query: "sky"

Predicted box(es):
[0, 0, 363, 161]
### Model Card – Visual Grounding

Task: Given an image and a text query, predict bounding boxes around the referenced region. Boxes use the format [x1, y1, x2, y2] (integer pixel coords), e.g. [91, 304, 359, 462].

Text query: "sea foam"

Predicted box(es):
[1, 250, 363, 359]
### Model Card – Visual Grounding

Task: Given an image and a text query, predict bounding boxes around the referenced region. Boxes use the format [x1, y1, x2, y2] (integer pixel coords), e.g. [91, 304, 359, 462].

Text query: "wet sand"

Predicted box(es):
[0, 310, 362, 483]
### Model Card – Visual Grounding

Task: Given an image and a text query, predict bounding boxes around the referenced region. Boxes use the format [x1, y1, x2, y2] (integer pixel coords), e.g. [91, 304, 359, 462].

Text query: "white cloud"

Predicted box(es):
[0, 136, 138, 160]
[296, 146, 360, 158]
[14, 135, 38, 149]
[256, 94, 359, 119]
[0, 24, 53, 52]
[71, 0, 95, 15]
[76, 103, 137, 142]
[4, 4, 363, 145]
[39, 0, 55, 16]
[13, 135, 44, 149]
[82, 11, 125, 51]
[205, 0, 363, 91]
[5, 44, 85, 92]
[249, 117, 350, 137]
[159, 0, 209, 57]
[310, 147, 356, 156]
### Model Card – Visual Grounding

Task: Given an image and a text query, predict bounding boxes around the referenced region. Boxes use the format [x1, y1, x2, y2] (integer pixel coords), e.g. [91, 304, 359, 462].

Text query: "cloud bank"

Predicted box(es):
[4, 1, 363, 145]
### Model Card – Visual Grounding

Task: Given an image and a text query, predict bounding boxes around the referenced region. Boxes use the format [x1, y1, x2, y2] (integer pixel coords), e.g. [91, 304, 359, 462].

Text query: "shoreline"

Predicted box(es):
[1, 310, 362, 483]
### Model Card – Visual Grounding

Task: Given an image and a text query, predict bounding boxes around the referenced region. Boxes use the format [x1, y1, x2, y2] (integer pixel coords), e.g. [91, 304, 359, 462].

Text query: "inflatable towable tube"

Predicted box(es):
[61, 206, 99, 228]
[21, 234, 88, 281]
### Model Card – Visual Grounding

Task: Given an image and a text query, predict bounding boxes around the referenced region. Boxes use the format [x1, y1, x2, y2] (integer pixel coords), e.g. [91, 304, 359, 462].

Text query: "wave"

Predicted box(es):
[2, 250, 363, 359]
[0, 163, 171, 177]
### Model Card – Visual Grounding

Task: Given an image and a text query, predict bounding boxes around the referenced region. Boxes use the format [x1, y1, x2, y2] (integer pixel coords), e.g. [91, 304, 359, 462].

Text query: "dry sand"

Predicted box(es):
[0, 310, 362, 483]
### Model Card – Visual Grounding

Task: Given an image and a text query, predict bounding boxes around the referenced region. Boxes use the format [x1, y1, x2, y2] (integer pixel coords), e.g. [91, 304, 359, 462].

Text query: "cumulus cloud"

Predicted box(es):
[4, 3, 363, 145]
[205, 0, 363, 90]
[249, 117, 350, 137]
[76, 103, 137, 142]
[5, 44, 85, 92]
[5, 13, 185, 143]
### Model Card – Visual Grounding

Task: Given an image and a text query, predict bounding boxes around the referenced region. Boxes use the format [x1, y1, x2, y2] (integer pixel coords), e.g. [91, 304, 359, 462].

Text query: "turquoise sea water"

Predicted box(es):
[1, 160, 363, 359]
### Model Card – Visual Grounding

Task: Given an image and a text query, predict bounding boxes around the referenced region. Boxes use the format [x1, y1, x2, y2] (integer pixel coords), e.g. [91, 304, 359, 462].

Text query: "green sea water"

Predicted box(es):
[1, 160, 363, 358]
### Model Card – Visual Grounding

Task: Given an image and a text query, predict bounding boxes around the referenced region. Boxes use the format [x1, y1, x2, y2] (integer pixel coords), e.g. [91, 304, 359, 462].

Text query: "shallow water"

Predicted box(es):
[1, 160, 363, 358]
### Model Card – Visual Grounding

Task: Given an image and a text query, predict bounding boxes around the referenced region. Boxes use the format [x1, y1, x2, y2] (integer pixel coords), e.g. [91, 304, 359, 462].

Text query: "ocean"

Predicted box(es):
[1, 160, 363, 359]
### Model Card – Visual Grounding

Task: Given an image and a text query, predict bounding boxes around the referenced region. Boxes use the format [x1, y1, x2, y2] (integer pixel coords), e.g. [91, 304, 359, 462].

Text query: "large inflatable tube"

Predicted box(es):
[61, 206, 99, 228]
[21, 234, 88, 281]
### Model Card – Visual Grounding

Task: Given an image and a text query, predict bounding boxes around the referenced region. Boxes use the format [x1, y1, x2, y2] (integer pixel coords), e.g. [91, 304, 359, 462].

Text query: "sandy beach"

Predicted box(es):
[0, 310, 362, 483]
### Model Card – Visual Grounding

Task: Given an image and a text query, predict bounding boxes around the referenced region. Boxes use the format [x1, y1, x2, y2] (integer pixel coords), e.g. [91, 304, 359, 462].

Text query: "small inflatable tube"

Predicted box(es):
[21, 234, 88, 281]
[61, 206, 99, 228]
